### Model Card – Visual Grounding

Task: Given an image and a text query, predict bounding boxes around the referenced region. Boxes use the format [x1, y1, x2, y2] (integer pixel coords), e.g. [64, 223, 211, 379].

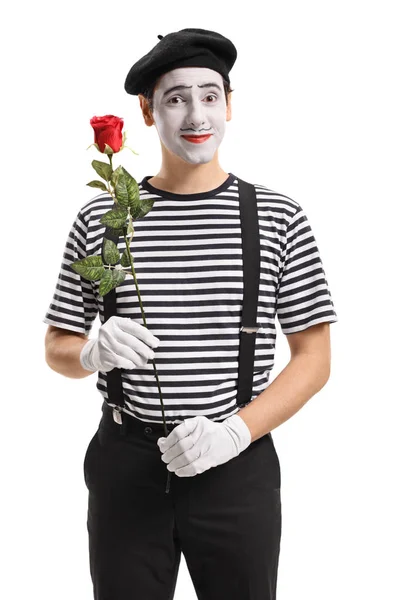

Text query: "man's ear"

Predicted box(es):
[226, 92, 232, 122]
[138, 94, 155, 127]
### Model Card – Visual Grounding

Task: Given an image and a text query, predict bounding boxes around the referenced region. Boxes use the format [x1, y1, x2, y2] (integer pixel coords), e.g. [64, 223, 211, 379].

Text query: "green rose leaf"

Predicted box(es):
[108, 226, 125, 237]
[135, 197, 155, 219]
[114, 165, 140, 210]
[70, 255, 105, 281]
[98, 268, 126, 296]
[100, 207, 128, 229]
[120, 248, 134, 267]
[103, 238, 121, 265]
[91, 160, 113, 182]
[86, 180, 108, 191]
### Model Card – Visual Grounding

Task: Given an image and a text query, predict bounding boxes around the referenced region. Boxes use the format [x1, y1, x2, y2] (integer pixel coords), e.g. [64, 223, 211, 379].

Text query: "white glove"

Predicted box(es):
[157, 414, 252, 477]
[80, 315, 160, 373]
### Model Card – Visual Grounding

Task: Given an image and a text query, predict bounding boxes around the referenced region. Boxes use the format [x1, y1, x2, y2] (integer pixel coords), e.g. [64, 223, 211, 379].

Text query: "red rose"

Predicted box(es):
[90, 115, 124, 153]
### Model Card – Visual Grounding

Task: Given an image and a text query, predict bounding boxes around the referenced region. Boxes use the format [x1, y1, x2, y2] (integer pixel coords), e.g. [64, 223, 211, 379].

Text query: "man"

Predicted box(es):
[43, 28, 338, 600]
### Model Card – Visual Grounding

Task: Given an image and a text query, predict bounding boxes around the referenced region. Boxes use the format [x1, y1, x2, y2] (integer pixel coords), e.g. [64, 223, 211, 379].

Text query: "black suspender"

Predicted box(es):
[236, 177, 261, 408]
[101, 227, 125, 409]
[100, 176, 260, 415]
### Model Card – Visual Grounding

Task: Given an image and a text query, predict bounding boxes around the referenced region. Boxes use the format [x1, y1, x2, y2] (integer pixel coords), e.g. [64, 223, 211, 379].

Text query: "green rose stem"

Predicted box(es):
[105, 152, 172, 495]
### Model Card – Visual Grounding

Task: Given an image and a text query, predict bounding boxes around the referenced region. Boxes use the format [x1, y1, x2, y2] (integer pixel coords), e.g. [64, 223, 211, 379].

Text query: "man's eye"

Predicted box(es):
[167, 97, 183, 104]
[167, 94, 218, 104]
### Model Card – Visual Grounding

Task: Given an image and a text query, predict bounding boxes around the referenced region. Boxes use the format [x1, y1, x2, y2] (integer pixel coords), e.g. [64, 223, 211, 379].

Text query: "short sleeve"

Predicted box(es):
[42, 209, 98, 335]
[276, 205, 338, 334]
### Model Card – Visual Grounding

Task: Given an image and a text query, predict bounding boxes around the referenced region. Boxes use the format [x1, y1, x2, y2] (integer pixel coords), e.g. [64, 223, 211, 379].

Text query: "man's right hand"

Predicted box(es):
[80, 315, 160, 373]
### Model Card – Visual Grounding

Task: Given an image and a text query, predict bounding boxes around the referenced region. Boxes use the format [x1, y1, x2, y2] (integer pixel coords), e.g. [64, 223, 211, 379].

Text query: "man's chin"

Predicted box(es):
[161, 139, 219, 165]
[181, 155, 214, 165]
[176, 145, 219, 166]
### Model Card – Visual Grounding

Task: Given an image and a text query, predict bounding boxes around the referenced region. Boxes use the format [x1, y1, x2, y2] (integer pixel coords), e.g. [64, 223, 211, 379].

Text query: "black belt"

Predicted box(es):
[101, 400, 179, 437]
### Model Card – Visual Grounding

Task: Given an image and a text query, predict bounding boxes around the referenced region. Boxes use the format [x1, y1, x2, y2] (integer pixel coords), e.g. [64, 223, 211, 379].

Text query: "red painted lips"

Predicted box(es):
[181, 134, 212, 144]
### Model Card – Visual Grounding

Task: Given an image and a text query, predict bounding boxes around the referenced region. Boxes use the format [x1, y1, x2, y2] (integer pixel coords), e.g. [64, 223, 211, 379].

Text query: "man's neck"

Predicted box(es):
[148, 166, 230, 195]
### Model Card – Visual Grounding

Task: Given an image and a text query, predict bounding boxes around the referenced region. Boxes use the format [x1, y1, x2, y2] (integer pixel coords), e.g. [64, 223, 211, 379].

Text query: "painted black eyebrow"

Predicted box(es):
[162, 82, 222, 98]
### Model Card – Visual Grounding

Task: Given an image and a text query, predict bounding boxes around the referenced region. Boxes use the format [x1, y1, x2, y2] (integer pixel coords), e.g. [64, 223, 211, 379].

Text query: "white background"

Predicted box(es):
[1, 1, 399, 598]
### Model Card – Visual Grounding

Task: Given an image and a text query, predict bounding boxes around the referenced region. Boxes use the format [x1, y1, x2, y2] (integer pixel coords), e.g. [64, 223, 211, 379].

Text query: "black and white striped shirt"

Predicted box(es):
[43, 172, 338, 424]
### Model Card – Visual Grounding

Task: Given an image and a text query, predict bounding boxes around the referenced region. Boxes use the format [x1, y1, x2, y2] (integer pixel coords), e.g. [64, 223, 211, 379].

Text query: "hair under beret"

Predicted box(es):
[124, 28, 237, 96]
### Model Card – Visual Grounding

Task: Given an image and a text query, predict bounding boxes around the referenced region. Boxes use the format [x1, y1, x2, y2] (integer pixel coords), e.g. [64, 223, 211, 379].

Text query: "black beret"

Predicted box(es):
[124, 28, 237, 96]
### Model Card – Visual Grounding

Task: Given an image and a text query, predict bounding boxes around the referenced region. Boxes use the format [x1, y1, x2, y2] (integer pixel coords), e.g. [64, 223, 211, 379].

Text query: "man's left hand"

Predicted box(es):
[157, 414, 252, 477]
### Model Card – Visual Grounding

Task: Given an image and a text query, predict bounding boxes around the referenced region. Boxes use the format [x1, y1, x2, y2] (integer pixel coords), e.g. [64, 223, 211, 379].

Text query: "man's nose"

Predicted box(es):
[185, 99, 206, 129]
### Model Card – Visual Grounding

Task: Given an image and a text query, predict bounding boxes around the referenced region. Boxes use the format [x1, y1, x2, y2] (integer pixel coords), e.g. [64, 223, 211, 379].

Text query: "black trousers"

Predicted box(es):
[83, 402, 282, 600]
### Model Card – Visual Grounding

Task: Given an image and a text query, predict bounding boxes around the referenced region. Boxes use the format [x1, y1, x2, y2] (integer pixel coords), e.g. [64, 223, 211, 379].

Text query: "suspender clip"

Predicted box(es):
[240, 326, 260, 334]
[113, 406, 123, 424]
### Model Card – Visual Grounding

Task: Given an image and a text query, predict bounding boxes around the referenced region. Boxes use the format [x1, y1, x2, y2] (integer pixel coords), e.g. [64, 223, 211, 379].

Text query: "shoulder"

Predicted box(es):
[78, 178, 148, 223]
[76, 192, 115, 226]
[253, 181, 301, 220]
[236, 178, 302, 228]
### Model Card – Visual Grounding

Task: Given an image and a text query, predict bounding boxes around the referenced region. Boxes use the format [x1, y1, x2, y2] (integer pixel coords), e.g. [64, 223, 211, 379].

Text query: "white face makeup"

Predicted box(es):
[151, 67, 228, 165]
